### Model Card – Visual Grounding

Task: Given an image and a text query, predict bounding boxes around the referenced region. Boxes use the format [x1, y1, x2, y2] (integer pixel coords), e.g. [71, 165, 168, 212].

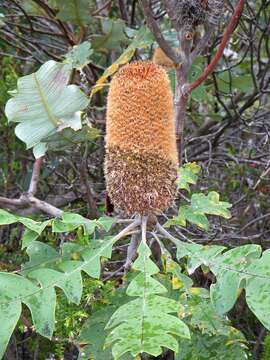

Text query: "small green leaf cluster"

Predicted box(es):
[166, 163, 231, 230]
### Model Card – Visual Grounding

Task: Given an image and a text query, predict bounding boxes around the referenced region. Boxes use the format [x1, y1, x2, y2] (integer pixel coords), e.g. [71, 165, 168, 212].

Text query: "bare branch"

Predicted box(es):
[124, 232, 140, 273]
[139, 0, 180, 63]
[28, 157, 44, 195]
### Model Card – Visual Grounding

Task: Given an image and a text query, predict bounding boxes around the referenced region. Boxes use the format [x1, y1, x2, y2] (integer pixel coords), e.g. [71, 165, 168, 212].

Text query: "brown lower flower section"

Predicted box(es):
[105, 146, 177, 216]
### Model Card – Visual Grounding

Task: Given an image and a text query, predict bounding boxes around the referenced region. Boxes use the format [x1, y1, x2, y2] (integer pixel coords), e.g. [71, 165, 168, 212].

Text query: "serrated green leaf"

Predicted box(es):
[179, 205, 210, 230]
[106, 295, 190, 358]
[0, 301, 21, 360]
[24, 286, 56, 338]
[210, 245, 261, 314]
[53, 0, 93, 25]
[98, 216, 115, 232]
[81, 238, 114, 278]
[0, 209, 17, 225]
[0, 272, 43, 350]
[5, 60, 88, 153]
[132, 241, 159, 275]
[177, 163, 201, 191]
[0, 230, 120, 356]
[78, 289, 132, 360]
[21, 228, 40, 249]
[245, 249, 270, 330]
[52, 212, 98, 234]
[22, 241, 60, 275]
[127, 273, 167, 296]
[187, 245, 226, 274]
[191, 191, 232, 219]
[29, 261, 83, 305]
[105, 242, 190, 358]
[65, 41, 93, 69]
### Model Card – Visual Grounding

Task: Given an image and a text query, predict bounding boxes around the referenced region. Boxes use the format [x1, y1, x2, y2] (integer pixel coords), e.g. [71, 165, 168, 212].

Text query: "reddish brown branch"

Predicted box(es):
[187, 0, 245, 93]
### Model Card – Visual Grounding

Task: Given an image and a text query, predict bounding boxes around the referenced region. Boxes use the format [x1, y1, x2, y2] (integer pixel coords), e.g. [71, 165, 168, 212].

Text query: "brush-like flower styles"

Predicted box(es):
[152, 48, 175, 69]
[105, 61, 178, 215]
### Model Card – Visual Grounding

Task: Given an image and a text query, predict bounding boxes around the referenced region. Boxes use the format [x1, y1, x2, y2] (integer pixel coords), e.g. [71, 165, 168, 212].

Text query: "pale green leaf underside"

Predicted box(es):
[210, 245, 262, 314]
[5, 60, 88, 150]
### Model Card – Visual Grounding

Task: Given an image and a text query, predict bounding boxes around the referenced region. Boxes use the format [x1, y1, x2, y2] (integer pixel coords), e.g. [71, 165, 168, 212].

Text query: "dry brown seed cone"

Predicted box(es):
[105, 61, 178, 216]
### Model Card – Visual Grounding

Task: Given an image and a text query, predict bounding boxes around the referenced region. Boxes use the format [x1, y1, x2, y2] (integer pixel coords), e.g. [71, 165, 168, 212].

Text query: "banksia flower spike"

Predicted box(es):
[105, 61, 178, 216]
[152, 48, 175, 69]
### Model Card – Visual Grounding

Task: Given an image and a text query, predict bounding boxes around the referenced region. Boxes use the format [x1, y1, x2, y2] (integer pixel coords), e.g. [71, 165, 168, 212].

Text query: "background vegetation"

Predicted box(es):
[0, 0, 270, 359]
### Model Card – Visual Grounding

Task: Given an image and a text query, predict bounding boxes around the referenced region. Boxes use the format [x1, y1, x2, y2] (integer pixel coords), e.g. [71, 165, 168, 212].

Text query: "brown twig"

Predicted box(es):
[28, 156, 43, 195]
[187, 0, 246, 93]
[0, 158, 63, 217]
[79, 145, 99, 219]
[139, 0, 180, 63]
[124, 232, 140, 273]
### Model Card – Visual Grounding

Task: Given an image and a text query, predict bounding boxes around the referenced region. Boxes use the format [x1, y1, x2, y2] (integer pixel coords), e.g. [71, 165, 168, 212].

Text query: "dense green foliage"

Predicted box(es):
[0, 0, 270, 359]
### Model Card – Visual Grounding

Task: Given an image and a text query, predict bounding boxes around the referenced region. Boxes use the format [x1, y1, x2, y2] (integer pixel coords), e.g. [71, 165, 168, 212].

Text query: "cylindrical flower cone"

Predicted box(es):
[152, 48, 175, 69]
[105, 61, 178, 215]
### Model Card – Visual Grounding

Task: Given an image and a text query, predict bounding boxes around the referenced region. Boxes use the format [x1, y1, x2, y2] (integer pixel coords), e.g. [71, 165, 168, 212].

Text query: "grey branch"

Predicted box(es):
[139, 0, 180, 64]
[124, 232, 140, 273]
[0, 157, 63, 217]
[28, 156, 44, 195]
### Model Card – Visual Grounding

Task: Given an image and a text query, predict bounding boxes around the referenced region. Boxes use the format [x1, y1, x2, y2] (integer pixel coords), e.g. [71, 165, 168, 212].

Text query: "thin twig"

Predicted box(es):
[28, 157, 44, 195]
[124, 232, 140, 273]
[139, 0, 180, 63]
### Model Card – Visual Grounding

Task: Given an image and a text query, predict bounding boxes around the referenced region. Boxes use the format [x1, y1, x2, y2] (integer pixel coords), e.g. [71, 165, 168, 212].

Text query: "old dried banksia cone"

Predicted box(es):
[105, 61, 178, 216]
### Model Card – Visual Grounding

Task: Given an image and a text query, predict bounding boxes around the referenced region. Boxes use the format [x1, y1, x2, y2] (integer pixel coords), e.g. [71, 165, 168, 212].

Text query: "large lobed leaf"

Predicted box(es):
[245, 249, 270, 329]
[166, 191, 232, 230]
[105, 241, 190, 359]
[5, 60, 88, 154]
[0, 209, 115, 248]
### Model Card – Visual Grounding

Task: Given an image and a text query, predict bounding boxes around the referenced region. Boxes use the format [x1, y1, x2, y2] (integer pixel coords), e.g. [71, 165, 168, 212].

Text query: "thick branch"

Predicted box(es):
[0, 194, 63, 217]
[187, 0, 245, 93]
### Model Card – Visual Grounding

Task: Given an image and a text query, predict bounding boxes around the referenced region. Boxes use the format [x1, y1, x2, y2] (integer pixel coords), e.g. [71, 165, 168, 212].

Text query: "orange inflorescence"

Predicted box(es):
[152, 48, 176, 69]
[105, 61, 178, 216]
